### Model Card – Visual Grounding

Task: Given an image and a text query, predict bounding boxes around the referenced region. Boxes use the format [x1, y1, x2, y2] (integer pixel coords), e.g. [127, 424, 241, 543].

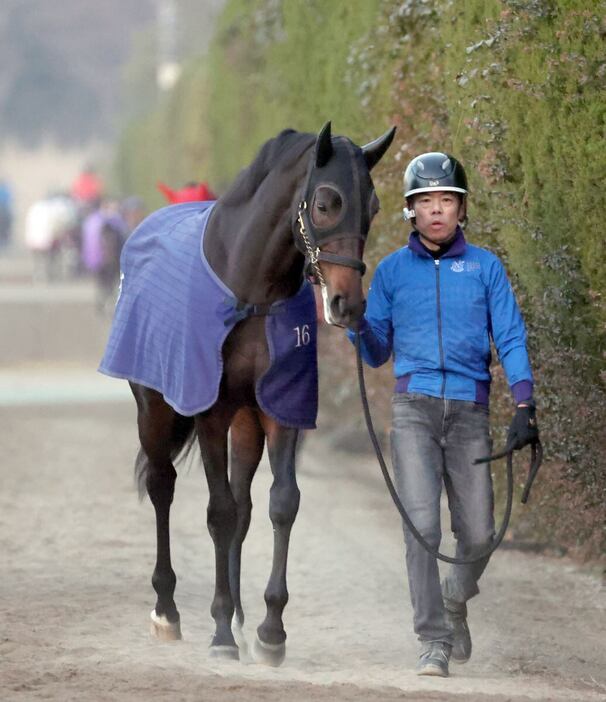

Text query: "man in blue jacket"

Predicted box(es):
[349, 152, 539, 677]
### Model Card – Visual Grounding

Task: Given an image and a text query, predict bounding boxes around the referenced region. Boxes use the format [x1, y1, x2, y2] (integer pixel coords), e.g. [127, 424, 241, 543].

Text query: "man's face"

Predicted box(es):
[412, 191, 464, 249]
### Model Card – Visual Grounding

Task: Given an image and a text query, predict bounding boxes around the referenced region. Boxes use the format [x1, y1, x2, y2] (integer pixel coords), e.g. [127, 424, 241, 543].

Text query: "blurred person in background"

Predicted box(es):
[0, 178, 14, 250]
[71, 164, 104, 210]
[81, 199, 127, 314]
[120, 195, 146, 237]
[70, 165, 106, 275]
[157, 179, 216, 204]
[24, 193, 78, 282]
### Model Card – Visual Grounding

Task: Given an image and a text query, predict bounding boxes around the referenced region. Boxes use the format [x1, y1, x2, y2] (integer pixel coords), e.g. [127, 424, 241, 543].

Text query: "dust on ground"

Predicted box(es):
[0, 273, 604, 701]
[1, 392, 604, 702]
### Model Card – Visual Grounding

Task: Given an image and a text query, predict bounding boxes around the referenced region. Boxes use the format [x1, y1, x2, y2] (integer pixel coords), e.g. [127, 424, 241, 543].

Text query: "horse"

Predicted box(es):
[99, 121, 395, 665]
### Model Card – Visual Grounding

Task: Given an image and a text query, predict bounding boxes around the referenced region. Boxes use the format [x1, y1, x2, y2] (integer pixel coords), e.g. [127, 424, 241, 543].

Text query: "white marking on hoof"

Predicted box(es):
[209, 644, 239, 661]
[150, 610, 182, 641]
[231, 614, 249, 659]
[252, 635, 286, 667]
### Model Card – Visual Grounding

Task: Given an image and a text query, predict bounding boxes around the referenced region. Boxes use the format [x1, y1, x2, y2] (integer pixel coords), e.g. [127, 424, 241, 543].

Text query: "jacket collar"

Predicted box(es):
[408, 225, 466, 259]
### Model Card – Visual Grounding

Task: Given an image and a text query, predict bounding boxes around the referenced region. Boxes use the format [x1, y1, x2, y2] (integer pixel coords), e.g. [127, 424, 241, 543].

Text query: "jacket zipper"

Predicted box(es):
[434, 259, 446, 396]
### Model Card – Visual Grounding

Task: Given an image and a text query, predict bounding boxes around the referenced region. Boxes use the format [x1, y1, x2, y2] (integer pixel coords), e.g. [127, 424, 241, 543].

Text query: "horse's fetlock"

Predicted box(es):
[152, 567, 177, 596]
[211, 594, 234, 621]
[264, 588, 289, 612]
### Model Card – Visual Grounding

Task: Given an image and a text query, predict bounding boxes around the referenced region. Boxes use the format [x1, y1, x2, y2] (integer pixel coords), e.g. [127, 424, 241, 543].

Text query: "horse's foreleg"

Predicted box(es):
[228, 409, 265, 654]
[254, 421, 300, 666]
[196, 411, 239, 659]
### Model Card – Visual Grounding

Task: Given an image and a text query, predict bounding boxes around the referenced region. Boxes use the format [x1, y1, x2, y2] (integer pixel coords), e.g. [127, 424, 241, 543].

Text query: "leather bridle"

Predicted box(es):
[295, 200, 367, 288]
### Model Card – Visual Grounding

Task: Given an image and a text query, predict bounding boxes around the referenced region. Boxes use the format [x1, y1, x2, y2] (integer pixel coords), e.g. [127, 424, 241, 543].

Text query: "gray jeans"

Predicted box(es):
[390, 393, 495, 645]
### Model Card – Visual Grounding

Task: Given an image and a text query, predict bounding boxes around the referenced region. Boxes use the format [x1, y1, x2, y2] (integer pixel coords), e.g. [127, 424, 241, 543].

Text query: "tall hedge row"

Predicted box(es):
[114, 0, 605, 561]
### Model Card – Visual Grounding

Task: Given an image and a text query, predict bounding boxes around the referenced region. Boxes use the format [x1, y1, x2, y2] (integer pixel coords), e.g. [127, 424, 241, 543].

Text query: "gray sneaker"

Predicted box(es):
[416, 642, 451, 677]
[443, 598, 471, 663]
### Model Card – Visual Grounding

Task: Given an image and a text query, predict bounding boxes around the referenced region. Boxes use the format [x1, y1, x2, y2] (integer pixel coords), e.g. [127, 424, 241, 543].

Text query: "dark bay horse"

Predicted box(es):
[100, 122, 395, 665]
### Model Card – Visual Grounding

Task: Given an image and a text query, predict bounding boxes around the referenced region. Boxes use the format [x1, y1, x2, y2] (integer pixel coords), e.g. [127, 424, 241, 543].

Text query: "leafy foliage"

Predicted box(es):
[114, 0, 605, 561]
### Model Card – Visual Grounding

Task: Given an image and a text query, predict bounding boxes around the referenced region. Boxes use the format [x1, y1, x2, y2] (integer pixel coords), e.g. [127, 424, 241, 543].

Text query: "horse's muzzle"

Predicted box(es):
[324, 290, 366, 327]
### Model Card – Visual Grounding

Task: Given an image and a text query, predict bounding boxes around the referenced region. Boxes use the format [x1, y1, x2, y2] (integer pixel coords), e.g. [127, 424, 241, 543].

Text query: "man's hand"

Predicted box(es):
[346, 316, 367, 333]
[507, 403, 539, 451]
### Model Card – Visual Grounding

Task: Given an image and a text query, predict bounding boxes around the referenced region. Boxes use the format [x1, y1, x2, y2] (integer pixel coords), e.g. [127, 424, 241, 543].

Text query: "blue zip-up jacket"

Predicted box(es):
[348, 228, 533, 404]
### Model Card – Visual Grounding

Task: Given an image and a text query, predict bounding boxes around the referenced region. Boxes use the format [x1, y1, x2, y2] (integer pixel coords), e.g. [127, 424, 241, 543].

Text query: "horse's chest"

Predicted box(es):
[222, 319, 270, 394]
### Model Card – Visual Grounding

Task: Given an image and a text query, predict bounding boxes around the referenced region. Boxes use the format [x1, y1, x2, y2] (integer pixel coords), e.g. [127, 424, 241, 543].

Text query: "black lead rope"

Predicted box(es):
[354, 331, 542, 566]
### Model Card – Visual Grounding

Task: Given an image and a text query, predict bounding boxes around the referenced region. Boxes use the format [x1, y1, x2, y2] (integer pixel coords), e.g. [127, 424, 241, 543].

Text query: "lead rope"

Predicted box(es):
[354, 330, 517, 565]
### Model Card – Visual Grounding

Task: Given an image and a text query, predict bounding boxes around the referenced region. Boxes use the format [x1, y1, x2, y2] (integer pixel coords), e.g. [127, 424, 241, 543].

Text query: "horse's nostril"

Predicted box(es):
[330, 295, 349, 319]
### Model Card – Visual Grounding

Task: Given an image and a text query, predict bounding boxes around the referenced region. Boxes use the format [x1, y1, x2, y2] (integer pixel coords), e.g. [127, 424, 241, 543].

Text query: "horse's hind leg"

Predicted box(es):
[196, 408, 239, 659]
[132, 384, 192, 641]
[228, 409, 265, 654]
[254, 419, 300, 667]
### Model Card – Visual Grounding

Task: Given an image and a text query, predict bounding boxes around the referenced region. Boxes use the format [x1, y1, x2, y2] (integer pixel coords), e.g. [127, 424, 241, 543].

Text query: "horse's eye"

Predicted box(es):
[310, 186, 344, 229]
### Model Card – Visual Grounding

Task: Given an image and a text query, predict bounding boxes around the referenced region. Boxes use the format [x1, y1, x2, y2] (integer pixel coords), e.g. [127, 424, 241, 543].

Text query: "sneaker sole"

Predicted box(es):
[416, 664, 449, 677]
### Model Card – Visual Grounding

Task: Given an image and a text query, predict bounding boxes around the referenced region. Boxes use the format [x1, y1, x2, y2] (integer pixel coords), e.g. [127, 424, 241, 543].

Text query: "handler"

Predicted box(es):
[347, 152, 539, 677]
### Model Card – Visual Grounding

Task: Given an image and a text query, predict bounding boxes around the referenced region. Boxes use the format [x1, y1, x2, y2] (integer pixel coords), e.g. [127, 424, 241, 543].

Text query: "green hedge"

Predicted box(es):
[114, 59, 212, 209]
[113, 0, 605, 561]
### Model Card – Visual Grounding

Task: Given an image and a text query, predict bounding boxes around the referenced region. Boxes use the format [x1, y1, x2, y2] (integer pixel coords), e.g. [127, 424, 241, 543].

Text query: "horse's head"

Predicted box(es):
[294, 122, 395, 327]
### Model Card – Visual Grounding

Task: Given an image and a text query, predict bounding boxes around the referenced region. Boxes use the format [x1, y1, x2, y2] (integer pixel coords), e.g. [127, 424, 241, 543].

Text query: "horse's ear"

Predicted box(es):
[362, 126, 397, 171]
[315, 121, 333, 168]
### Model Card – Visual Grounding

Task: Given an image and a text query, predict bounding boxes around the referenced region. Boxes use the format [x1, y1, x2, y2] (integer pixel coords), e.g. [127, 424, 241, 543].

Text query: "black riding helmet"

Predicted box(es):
[402, 152, 468, 221]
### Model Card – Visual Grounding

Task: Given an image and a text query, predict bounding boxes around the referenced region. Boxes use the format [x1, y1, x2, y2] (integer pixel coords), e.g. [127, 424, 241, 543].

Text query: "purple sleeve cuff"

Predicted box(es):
[512, 380, 533, 404]
[357, 317, 369, 334]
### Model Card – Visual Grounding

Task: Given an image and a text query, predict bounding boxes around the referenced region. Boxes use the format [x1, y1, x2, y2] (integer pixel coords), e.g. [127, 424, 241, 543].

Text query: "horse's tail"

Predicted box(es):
[135, 415, 197, 500]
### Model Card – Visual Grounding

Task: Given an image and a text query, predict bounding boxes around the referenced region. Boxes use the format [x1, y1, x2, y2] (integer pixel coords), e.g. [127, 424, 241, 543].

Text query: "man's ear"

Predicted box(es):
[457, 196, 467, 223]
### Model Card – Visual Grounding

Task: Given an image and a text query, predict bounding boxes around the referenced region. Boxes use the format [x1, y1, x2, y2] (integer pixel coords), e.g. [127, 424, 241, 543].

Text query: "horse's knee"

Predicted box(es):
[207, 493, 237, 539]
[146, 465, 177, 505]
[233, 495, 253, 534]
[269, 484, 300, 528]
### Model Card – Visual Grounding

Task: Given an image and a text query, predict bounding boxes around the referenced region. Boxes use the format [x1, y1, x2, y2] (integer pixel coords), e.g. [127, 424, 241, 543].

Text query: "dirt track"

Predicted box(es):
[1, 272, 605, 701]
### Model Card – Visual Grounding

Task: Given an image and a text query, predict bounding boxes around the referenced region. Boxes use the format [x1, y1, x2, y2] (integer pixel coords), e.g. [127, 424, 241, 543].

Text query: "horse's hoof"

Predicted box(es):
[252, 635, 286, 667]
[150, 610, 182, 641]
[231, 614, 249, 658]
[209, 644, 240, 661]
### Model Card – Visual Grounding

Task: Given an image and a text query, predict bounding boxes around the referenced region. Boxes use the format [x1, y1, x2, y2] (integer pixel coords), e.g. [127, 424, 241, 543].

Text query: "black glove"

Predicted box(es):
[507, 403, 539, 451]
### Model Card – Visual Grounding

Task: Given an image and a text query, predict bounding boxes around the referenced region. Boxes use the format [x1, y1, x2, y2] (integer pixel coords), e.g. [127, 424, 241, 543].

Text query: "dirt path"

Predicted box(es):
[0, 381, 604, 702]
[0, 277, 604, 701]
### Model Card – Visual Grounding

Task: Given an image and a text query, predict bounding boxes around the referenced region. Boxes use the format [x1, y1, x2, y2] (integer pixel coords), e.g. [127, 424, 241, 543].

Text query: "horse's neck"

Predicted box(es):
[205, 180, 305, 304]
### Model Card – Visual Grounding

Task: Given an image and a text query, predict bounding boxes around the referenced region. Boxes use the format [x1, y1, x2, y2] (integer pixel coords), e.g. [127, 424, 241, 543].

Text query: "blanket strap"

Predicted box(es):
[224, 299, 281, 326]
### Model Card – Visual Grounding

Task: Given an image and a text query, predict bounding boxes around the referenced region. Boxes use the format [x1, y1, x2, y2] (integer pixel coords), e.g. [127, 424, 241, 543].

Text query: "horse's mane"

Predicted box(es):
[221, 129, 315, 206]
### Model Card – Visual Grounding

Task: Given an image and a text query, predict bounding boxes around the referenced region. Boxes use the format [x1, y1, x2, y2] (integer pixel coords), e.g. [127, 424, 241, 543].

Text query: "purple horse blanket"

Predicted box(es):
[99, 201, 318, 428]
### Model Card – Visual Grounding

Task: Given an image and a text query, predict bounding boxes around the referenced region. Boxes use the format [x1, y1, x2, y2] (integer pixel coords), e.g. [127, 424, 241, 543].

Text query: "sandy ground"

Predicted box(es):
[1, 271, 605, 702]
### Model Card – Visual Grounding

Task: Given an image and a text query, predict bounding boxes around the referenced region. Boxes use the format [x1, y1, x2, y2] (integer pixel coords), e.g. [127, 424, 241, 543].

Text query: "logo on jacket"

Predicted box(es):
[450, 260, 465, 272]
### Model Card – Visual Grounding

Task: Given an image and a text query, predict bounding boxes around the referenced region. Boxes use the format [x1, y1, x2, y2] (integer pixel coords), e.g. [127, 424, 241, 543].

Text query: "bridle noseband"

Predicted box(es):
[296, 201, 367, 287]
